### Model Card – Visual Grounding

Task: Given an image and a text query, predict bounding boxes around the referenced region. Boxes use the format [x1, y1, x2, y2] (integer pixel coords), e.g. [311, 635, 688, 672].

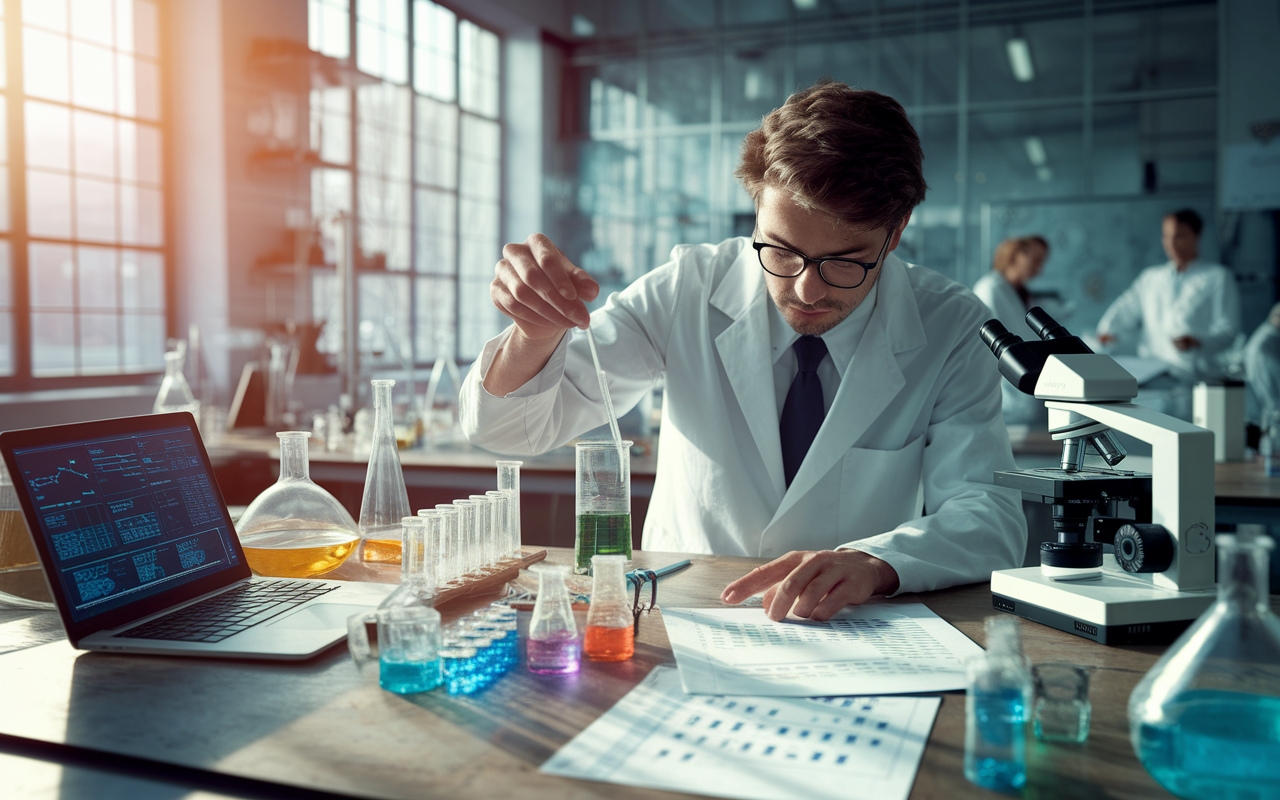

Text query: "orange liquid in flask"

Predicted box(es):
[584, 624, 634, 661]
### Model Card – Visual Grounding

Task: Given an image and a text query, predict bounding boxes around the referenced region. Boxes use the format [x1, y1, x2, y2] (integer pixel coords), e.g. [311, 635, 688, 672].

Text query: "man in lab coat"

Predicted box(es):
[460, 81, 1025, 621]
[1096, 209, 1241, 419]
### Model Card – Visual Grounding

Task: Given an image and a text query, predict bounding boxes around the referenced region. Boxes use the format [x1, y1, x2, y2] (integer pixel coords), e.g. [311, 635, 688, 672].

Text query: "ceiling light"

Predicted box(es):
[571, 13, 596, 37]
[793, 0, 819, 10]
[1024, 136, 1047, 167]
[1006, 37, 1035, 82]
[1036, 166, 1053, 182]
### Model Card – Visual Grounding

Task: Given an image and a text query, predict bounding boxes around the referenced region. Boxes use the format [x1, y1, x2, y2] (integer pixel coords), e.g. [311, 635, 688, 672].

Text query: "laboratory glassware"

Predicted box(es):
[381, 516, 436, 605]
[467, 495, 493, 572]
[1129, 533, 1280, 799]
[358, 379, 411, 563]
[0, 461, 53, 609]
[236, 432, 360, 578]
[1032, 663, 1090, 743]
[347, 604, 442, 695]
[153, 350, 200, 416]
[584, 554, 634, 661]
[430, 504, 460, 585]
[965, 615, 1030, 792]
[574, 440, 633, 574]
[453, 499, 477, 575]
[485, 491, 507, 567]
[527, 563, 580, 675]
[496, 460, 523, 558]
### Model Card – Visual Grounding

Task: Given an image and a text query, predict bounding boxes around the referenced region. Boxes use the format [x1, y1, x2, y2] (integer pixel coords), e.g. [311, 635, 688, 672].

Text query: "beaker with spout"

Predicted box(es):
[574, 441, 633, 574]
[358, 379, 410, 563]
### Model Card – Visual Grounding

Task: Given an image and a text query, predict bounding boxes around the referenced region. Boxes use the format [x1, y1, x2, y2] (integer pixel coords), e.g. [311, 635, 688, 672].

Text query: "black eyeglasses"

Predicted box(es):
[753, 231, 892, 289]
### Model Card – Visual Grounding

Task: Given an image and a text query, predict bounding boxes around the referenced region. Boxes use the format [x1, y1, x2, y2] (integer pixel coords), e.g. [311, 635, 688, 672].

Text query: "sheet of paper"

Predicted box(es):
[542, 666, 939, 800]
[663, 601, 983, 696]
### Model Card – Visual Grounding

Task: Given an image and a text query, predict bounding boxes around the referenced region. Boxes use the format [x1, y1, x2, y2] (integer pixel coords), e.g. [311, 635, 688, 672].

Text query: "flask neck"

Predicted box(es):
[590, 559, 628, 603]
[1217, 537, 1272, 613]
[532, 569, 575, 626]
[163, 353, 182, 379]
[276, 433, 311, 481]
[371, 380, 395, 437]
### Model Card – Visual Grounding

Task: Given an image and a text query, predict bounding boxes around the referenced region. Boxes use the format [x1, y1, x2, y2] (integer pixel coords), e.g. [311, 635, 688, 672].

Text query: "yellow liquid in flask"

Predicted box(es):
[241, 530, 359, 578]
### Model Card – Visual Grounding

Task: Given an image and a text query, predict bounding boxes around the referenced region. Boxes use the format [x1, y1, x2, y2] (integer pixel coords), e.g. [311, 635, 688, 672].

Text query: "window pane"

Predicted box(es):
[116, 53, 135, 116]
[72, 40, 116, 113]
[133, 58, 160, 120]
[115, 0, 134, 52]
[0, 311, 11, 376]
[648, 53, 712, 126]
[25, 101, 71, 171]
[414, 187, 456, 273]
[415, 96, 457, 188]
[121, 250, 163, 310]
[23, 0, 67, 33]
[458, 198, 499, 357]
[23, 28, 69, 102]
[724, 46, 785, 124]
[581, 62, 641, 137]
[459, 115, 499, 202]
[311, 167, 352, 219]
[70, 0, 114, 47]
[414, 276, 456, 362]
[133, 1, 159, 59]
[77, 246, 118, 308]
[459, 22, 499, 118]
[27, 170, 73, 239]
[357, 273, 411, 367]
[122, 312, 164, 370]
[970, 13, 1085, 104]
[29, 243, 74, 308]
[1092, 98, 1216, 196]
[75, 176, 118, 242]
[79, 313, 120, 373]
[1094, 4, 1216, 93]
[32, 312, 77, 375]
[310, 0, 350, 60]
[137, 186, 163, 245]
[310, 87, 351, 165]
[117, 119, 161, 184]
[414, 0, 456, 102]
[356, 19, 381, 78]
[74, 110, 117, 179]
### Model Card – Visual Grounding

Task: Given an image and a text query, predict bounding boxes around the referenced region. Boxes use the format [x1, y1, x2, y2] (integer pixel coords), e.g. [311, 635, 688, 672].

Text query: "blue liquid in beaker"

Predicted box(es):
[965, 687, 1027, 792]
[379, 657, 441, 694]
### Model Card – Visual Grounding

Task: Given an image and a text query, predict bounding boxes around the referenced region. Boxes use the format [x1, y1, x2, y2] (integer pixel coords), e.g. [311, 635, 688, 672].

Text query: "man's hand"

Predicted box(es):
[1172, 335, 1201, 352]
[492, 234, 600, 342]
[720, 550, 901, 622]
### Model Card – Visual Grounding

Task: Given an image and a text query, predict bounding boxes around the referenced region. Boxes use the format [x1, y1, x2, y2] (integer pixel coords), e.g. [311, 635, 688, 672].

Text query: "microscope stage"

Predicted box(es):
[991, 560, 1214, 645]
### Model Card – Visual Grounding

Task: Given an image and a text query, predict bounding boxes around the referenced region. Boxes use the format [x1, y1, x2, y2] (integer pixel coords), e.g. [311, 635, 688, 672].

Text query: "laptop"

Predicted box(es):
[0, 412, 392, 660]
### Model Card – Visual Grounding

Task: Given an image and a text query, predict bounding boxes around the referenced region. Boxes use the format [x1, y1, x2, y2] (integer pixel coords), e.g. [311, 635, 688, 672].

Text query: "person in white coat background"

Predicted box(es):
[973, 235, 1049, 425]
[460, 80, 1025, 622]
[1096, 209, 1241, 420]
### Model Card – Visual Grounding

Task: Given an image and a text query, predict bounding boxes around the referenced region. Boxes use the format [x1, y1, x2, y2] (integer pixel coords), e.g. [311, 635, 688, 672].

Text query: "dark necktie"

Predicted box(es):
[779, 335, 828, 487]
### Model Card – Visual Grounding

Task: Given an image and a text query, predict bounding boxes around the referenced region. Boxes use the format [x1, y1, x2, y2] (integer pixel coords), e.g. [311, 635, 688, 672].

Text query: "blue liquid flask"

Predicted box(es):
[1129, 533, 1280, 800]
[965, 616, 1030, 792]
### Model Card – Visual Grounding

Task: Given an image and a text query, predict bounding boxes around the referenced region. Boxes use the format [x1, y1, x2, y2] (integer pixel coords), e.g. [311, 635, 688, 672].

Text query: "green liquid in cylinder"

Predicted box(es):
[575, 513, 631, 574]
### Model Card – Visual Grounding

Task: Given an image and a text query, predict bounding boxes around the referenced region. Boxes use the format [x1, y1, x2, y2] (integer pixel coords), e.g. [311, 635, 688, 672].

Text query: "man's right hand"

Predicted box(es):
[492, 234, 600, 341]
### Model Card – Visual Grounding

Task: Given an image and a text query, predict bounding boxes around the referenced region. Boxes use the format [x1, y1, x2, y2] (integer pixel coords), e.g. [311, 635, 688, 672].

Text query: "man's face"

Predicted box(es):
[1162, 216, 1198, 265]
[756, 185, 907, 336]
[1008, 242, 1047, 286]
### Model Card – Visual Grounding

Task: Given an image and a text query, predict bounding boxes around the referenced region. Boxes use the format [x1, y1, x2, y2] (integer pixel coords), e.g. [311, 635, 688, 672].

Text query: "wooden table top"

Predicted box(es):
[1214, 457, 1280, 504]
[2, 548, 1255, 800]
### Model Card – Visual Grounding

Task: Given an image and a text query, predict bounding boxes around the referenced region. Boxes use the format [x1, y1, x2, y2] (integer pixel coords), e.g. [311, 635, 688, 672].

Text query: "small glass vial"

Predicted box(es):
[527, 563, 580, 675]
[965, 615, 1031, 792]
[584, 554, 634, 661]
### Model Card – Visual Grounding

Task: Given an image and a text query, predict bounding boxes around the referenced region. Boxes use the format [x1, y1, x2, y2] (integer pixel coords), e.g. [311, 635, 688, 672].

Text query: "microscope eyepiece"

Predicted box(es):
[1025, 307, 1073, 342]
[979, 319, 1024, 360]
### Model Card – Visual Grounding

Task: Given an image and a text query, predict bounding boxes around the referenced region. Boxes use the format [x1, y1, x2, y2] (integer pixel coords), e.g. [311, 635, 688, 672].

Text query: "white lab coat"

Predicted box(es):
[972, 271, 1045, 425]
[1097, 259, 1241, 381]
[460, 238, 1026, 594]
[1245, 307, 1280, 420]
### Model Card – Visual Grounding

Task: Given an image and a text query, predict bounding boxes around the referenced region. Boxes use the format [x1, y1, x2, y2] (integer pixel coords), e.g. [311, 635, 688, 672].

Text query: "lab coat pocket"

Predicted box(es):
[838, 433, 926, 541]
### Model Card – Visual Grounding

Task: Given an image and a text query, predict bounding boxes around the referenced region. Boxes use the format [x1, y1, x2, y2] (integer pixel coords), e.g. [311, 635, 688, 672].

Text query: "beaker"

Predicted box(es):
[584, 554, 634, 661]
[496, 460, 523, 558]
[527, 563, 580, 675]
[1129, 533, 1280, 799]
[965, 616, 1030, 792]
[1032, 663, 1090, 743]
[347, 604, 442, 695]
[236, 432, 360, 578]
[0, 461, 54, 609]
[153, 350, 200, 416]
[358, 379, 411, 563]
[574, 440, 633, 575]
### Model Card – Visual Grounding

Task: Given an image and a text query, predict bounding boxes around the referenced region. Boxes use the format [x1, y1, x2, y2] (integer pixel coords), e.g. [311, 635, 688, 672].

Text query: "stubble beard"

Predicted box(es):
[775, 290, 854, 336]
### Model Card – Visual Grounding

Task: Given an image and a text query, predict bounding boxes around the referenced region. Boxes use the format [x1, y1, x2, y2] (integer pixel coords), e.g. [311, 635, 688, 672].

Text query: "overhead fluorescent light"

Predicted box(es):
[1006, 37, 1035, 82]
[794, 0, 820, 10]
[1024, 136, 1047, 167]
[745, 65, 765, 101]
[571, 13, 596, 37]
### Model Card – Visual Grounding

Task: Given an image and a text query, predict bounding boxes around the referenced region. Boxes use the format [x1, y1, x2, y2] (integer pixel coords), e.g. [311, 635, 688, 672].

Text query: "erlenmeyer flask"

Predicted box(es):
[1129, 533, 1280, 799]
[358, 379, 411, 563]
[584, 554, 634, 661]
[527, 564, 580, 674]
[236, 431, 360, 578]
[154, 350, 200, 415]
[0, 461, 54, 609]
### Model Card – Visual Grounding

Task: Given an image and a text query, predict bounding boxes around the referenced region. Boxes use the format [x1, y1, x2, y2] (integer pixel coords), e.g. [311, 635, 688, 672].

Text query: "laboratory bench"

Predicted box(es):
[4, 547, 1273, 800]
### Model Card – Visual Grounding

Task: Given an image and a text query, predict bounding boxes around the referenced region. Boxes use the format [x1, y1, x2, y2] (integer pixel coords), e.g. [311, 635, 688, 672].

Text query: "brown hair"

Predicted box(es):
[736, 80, 927, 231]
[992, 235, 1049, 276]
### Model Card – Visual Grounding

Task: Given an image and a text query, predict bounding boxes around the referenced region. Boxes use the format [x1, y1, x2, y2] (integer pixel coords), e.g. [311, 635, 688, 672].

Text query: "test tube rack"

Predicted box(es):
[431, 548, 549, 609]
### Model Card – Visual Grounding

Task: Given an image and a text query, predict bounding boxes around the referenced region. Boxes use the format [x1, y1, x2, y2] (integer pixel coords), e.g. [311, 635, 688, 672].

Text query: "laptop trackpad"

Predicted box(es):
[268, 603, 368, 630]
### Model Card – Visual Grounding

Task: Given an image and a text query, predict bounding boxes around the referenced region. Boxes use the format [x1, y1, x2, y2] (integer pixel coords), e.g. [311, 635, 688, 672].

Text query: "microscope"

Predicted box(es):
[980, 309, 1216, 645]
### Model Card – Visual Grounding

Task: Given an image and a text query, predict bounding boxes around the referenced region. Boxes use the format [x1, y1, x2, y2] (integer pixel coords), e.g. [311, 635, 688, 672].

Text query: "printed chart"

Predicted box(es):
[664, 601, 984, 696]
[542, 666, 940, 800]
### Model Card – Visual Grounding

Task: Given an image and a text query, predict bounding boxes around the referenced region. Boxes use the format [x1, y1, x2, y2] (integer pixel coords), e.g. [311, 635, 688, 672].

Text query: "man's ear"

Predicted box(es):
[886, 211, 913, 253]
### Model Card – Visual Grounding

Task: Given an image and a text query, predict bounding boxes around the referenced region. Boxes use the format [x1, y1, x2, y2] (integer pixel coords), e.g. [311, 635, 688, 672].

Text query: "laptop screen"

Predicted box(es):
[8, 423, 243, 624]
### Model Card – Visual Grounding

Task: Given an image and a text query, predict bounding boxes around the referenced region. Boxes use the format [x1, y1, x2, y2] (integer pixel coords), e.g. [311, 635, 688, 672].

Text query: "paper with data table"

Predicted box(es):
[663, 601, 983, 696]
[542, 666, 939, 800]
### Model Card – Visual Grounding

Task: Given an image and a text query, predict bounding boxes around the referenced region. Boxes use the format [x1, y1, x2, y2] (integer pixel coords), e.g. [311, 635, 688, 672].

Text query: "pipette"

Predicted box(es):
[584, 325, 625, 462]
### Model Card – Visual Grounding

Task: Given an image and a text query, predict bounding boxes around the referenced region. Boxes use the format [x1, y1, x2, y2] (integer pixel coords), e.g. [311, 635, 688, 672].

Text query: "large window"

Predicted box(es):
[1, 0, 168, 387]
[307, 0, 502, 367]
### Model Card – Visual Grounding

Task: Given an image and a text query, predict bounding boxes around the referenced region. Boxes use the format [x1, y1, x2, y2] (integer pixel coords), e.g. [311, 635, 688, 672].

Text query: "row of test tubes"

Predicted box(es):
[439, 603, 521, 695]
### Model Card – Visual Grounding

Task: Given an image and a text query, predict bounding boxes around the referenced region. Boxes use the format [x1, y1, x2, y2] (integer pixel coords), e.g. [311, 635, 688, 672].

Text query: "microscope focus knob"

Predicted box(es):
[1114, 524, 1174, 573]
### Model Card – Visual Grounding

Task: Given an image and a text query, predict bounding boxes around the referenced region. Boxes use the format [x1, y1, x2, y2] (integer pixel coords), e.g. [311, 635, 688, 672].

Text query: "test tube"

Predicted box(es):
[432, 504, 459, 584]
[468, 495, 493, 573]
[452, 499, 476, 578]
[496, 460, 523, 559]
[416, 509, 441, 595]
[441, 645, 480, 695]
[485, 491, 507, 567]
[400, 516, 426, 589]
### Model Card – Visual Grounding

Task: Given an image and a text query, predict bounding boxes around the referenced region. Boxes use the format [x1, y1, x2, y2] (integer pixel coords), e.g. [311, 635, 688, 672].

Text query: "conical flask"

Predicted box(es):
[358, 379, 411, 563]
[236, 431, 360, 578]
[527, 563, 580, 674]
[1128, 533, 1280, 799]
[153, 350, 200, 416]
[0, 461, 54, 609]
[584, 554, 634, 661]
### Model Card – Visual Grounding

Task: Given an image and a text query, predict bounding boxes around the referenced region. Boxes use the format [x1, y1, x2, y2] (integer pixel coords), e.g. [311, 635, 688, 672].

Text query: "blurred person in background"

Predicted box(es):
[1245, 303, 1280, 425]
[973, 236, 1049, 425]
[1096, 209, 1240, 420]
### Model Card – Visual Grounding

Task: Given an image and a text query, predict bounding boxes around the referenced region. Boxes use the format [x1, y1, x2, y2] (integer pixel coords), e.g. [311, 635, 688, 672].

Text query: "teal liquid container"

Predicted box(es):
[1129, 533, 1280, 800]
[964, 616, 1030, 792]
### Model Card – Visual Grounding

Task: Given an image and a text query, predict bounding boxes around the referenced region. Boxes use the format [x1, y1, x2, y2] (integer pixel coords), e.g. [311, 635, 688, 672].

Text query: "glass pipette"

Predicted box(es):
[584, 325, 625, 463]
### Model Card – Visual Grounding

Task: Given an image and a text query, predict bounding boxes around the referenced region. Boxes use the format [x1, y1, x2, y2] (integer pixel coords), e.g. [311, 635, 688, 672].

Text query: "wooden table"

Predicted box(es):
[1214, 457, 1280, 525]
[3, 548, 1256, 800]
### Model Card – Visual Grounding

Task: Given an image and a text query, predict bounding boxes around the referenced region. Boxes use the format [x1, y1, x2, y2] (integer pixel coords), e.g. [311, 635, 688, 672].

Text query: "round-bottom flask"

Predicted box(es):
[236, 432, 360, 578]
[1128, 533, 1280, 800]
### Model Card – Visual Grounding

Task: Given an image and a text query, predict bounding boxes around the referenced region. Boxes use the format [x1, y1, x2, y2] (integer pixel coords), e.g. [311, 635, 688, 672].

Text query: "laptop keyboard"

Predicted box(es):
[118, 580, 339, 643]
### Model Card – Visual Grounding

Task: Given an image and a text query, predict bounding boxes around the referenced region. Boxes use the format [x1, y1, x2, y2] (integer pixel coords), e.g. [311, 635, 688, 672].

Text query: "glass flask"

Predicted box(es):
[574, 440, 633, 574]
[153, 350, 200, 416]
[0, 461, 54, 609]
[236, 431, 360, 578]
[527, 563, 580, 675]
[584, 554, 634, 661]
[965, 616, 1030, 792]
[358, 379, 411, 563]
[496, 460, 523, 558]
[1129, 533, 1280, 800]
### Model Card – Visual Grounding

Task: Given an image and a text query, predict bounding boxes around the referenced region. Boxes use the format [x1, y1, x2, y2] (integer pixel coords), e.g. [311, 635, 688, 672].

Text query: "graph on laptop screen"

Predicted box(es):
[11, 426, 241, 622]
